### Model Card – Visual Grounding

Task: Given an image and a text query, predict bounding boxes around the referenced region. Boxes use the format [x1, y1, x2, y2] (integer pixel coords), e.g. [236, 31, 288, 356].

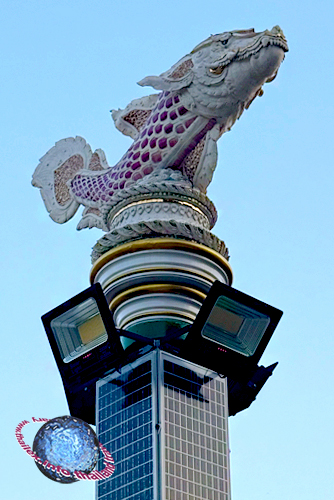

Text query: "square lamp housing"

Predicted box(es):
[182, 281, 283, 381]
[41, 283, 124, 423]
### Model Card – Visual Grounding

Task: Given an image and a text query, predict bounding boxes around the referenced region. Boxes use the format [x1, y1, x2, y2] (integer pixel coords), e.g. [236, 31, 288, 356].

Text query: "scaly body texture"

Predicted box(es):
[32, 26, 288, 230]
[71, 91, 214, 205]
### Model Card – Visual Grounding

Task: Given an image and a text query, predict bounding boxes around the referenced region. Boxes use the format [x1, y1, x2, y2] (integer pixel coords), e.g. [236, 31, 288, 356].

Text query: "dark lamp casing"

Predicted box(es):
[41, 283, 123, 424]
[182, 281, 283, 381]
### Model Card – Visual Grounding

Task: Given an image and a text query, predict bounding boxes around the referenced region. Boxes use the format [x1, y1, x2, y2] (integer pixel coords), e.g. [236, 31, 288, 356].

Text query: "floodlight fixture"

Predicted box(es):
[40, 280, 282, 420]
[227, 362, 278, 416]
[182, 281, 283, 381]
[41, 283, 124, 423]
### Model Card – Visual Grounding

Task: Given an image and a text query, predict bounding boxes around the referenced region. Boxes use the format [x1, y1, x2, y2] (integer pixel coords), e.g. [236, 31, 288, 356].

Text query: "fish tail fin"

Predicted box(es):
[32, 137, 107, 224]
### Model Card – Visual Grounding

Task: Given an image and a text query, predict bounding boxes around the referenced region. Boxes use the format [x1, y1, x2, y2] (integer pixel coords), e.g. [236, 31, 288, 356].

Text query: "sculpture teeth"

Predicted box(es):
[261, 36, 270, 47]
[236, 32, 288, 62]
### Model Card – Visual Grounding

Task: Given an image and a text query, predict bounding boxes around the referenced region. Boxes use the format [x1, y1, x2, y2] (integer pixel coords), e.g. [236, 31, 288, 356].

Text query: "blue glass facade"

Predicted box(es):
[96, 360, 154, 500]
[96, 350, 230, 500]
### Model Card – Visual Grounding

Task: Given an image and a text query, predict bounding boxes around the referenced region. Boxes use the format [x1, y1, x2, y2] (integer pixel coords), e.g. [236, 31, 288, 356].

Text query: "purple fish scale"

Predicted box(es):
[70, 91, 208, 203]
[166, 97, 173, 108]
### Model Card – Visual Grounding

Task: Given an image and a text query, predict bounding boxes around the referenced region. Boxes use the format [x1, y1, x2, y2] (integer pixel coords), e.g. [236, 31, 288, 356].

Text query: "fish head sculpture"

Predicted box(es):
[139, 26, 288, 127]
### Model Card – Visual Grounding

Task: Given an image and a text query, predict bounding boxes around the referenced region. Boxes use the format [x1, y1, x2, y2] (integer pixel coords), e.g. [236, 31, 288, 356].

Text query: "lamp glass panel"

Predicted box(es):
[50, 298, 108, 363]
[201, 296, 270, 356]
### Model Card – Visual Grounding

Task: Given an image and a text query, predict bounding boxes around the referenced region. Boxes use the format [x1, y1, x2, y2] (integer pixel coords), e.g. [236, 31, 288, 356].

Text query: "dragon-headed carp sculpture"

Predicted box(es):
[32, 26, 288, 261]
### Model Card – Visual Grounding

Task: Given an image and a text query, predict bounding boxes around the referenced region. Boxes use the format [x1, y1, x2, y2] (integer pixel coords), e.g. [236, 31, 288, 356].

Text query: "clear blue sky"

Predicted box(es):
[1, 1, 333, 499]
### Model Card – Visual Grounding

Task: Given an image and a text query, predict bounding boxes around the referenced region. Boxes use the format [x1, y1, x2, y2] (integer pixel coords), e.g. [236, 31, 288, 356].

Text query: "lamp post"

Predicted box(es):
[41, 275, 282, 500]
[33, 26, 287, 500]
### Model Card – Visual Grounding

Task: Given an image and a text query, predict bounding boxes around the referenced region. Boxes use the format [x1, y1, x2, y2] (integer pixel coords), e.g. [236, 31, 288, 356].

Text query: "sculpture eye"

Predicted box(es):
[220, 39, 229, 46]
[209, 66, 224, 75]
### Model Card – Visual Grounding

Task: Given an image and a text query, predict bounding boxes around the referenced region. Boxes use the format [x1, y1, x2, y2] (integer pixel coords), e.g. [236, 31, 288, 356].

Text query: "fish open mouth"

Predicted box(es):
[235, 28, 288, 61]
[209, 26, 288, 76]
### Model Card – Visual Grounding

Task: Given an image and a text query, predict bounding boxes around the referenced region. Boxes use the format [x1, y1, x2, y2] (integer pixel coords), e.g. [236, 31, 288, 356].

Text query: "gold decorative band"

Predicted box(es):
[109, 283, 206, 312]
[90, 238, 233, 284]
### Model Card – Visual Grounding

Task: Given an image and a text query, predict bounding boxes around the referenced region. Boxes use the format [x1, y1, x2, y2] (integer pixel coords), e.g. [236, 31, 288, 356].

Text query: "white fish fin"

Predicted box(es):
[111, 94, 159, 139]
[32, 136, 105, 224]
[192, 125, 220, 192]
[138, 56, 194, 91]
[87, 148, 110, 171]
[77, 207, 108, 231]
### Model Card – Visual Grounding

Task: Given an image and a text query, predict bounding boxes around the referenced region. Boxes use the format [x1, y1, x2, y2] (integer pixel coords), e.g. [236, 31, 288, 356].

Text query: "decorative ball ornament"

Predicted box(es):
[32, 415, 99, 483]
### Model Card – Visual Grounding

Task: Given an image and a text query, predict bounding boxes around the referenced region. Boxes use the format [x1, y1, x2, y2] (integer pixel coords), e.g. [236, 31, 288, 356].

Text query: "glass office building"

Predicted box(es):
[96, 350, 231, 500]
